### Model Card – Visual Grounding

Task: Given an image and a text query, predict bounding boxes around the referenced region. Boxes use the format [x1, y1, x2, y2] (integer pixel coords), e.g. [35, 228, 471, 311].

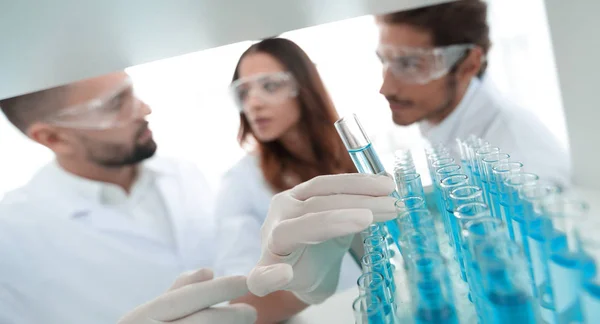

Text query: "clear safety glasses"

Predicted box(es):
[44, 78, 141, 130]
[376, 44, 475, 84]
[229, 71, 298, 112]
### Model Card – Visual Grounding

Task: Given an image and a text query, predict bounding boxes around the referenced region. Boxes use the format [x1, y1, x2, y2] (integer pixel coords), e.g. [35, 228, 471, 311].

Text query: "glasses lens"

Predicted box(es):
[232, 72, 297, 111]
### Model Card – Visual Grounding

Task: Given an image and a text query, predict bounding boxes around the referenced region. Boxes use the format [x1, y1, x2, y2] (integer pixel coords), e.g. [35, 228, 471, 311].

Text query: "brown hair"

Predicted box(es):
[0, 85, 70, 134]
[232, 38, 356, 192]
[379, 0, 491, 78]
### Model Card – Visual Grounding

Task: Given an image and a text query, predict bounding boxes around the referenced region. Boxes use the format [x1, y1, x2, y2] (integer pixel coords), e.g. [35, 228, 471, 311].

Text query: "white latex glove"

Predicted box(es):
[247, 173, 396, 305]
[118, 269, 256, 324]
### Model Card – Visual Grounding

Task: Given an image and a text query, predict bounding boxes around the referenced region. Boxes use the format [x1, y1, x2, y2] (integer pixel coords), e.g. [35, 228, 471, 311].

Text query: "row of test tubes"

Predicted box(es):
[450, 135, 599, 324]
[337, 115, 599, 323]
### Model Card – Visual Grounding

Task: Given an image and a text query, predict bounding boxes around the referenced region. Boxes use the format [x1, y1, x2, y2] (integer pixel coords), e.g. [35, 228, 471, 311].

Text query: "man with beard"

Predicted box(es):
[0, 71, 397, 324]
[0, 71, 254, 323]
[376, 0, 571, 187]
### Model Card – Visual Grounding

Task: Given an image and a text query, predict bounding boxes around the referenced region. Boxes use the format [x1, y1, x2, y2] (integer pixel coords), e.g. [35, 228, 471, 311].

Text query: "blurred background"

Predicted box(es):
[0, 0, 567, 196]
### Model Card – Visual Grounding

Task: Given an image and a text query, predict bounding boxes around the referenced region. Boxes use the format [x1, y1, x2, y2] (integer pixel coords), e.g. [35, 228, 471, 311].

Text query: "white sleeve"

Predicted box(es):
[213, 165, 263, 278]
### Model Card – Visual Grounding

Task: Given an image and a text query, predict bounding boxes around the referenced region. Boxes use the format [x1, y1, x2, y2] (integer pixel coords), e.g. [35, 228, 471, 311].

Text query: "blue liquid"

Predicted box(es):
[488, 193, 501, 221]
[415, 305, 458, 324]
[487, 292, 537, 324]
[414, 279, 458, 324]
[499, 202, 516, 240]
[447, 209, 467, 281]
[348, 144, 401, 249]
[582, 281, 600, 323]
[528, 220, 567, 317]
[510, 214, 536, 298]
[548, 252, 586, 323]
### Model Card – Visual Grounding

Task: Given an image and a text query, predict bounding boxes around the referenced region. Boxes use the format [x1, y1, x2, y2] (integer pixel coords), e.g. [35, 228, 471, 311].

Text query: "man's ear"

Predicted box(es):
[457, 47, 484, 81]
[27, 122, 75, 155]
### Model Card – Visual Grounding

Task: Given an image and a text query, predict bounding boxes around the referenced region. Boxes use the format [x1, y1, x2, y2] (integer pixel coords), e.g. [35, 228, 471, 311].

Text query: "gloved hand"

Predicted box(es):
[118, 269, 256, 324]
[247, 173, 396, 305]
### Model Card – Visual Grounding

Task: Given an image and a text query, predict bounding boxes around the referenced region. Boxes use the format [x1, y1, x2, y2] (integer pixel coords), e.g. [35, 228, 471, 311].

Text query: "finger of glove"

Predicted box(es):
[171, 304, 257, 324]
[290, 173, 395, 201]
[149, 276, 249, 321]
[247, 263, 294, 297]
[168, 268, 214, 291]
[299, 195, 397, 223]
[269, 209, 373, 256]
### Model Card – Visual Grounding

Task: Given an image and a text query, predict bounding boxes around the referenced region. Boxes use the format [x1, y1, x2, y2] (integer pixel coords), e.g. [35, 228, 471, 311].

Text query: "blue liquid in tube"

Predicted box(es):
[348, 143, 402, 248]
[582, 281, 600, 323]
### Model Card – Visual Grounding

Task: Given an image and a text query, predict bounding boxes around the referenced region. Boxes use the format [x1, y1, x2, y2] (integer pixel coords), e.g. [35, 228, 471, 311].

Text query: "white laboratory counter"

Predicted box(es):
[288, 287, 358, 324]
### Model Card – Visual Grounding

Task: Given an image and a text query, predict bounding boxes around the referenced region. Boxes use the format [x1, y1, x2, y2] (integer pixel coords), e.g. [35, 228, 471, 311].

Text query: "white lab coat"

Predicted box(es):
[214, 154, 362, 291]
[0, 157, 217, 324]
[419, 78, 571, 187]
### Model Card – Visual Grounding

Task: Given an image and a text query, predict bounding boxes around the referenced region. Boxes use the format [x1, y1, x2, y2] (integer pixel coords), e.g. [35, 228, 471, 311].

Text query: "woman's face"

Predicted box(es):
[235, 53, 302, 142]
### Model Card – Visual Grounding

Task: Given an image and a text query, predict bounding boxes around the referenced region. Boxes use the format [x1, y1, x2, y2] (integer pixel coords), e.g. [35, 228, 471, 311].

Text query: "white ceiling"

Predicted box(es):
[0, 0, 455, 99]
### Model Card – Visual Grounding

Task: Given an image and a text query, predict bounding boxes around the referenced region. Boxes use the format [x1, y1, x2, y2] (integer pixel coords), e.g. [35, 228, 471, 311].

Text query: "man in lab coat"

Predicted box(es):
[376, 0, 571, 186]
[0, 71, 397, 323]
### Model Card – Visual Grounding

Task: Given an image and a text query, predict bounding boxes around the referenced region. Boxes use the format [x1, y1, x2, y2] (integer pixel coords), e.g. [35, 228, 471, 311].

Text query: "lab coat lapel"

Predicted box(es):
[82, 205, 165, 243]
[154, 174, 186, 254]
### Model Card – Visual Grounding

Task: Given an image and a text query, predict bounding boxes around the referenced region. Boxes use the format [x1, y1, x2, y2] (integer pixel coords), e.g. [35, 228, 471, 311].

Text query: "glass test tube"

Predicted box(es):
[431, 158, 456, 216]
[544, 197, 590, 323]
[491, 162, 524, 222]
[476, 239, 537, 324]
[397, 209, 437, 239]
[462, 217, 504, 321]
[357, 271, 396, 321]
[334, 114, 401, 248]
[394, 197, 425, 265]
[466, 142, 490, 187]
[363, 252, 397, 298]
[517, 182, 561, 304]
[579, 223, 600, 324]
[407, 252, 459, 324]
[474, 146, 501, 207]
[451, 202, 490, 282]
[364, 235, 392, 260]
[434, 165, 462, 233]
[395, 172, 425, 199]
[353, 294, 387, 324]
[481, 153, 511, 219]
[500, 172, 539, 241]
[439, 174, 470, 245]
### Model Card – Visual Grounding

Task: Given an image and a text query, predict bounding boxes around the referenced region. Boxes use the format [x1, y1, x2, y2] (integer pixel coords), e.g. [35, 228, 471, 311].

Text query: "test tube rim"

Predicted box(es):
[356, 271, 386, 292]
[491, 161, 524, 174]
[394, 196, 426, 210]
[435, 164, 461, 176]
[449, 185, 482, 201]
[519, 183, 560, 201]
[440, 174, 469, 189]
[482, 152, 511, 164]
[475, 145, 500, 157]
[352, 294, 383, 316]
[461, 216, 503, 240]
[503, 172, 539, 188]
[454, 202, 490, 220]
[431, 157, 455, 169]
[363, 234, 386, 248]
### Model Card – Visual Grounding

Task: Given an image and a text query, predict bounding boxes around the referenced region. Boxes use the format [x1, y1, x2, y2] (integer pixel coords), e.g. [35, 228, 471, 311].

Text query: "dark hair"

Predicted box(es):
[379, 0, 491, 78]
[0, 86, 69, 133]
[232, 37, 356, 192]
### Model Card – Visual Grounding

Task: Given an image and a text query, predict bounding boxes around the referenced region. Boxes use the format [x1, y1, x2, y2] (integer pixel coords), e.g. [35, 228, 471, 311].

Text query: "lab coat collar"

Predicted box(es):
[27, 157, 172, 220]
[419, 78, 481, 145]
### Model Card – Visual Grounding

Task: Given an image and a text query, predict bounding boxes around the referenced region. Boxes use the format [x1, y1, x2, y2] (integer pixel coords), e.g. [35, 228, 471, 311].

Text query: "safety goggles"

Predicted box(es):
[45, 78, 141, 130]
[376, 44, 475, 84]
[229, 71, 298, 111]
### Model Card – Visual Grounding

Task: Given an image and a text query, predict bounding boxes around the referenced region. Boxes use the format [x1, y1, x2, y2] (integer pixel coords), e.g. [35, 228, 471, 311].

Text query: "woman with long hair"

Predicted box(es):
[214, 37, 360, 323]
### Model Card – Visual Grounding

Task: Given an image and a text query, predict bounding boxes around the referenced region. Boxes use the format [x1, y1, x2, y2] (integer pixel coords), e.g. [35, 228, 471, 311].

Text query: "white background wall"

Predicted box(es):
[0, 0, 569, 196]
[544, 0, 600, 190]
